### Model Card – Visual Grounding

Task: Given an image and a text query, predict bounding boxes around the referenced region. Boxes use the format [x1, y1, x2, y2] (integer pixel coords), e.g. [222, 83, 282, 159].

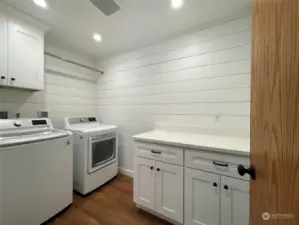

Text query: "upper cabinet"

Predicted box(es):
[0, 14, 7, 87]
[0, 13, 45, 91]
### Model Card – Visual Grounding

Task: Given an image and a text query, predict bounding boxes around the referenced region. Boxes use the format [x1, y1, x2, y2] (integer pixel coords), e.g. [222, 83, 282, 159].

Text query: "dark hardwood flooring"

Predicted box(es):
[46, 175, 172, 225]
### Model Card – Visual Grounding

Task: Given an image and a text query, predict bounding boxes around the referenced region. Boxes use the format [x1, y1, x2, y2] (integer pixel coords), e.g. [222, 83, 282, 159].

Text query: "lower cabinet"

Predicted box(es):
[220, 176, 250, 225]
[134, 157, 184, 223]
[184, 168, 221, 225]
[133, 141, 250, 225]
[134, 157, 155, 210]
[185, 168, 249, 225]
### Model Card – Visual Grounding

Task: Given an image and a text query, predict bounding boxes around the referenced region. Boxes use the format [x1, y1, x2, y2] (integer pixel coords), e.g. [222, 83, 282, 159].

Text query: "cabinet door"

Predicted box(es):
[134, 157, 155, 210]
[8, 18, 44, 90]
[185, 168, 221, 225]
[0, 13, 8, 86]
[220, 176, 249, 225]
[155, 161, 183, 223]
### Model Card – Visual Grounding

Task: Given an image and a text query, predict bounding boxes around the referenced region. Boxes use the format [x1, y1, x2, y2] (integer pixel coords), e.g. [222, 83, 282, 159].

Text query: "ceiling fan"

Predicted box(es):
[90, 0, 120, 16]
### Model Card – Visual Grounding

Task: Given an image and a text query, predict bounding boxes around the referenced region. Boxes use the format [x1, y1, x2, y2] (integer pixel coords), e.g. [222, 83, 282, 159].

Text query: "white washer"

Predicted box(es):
[64, 117, 118, 195]
[0, 118, 73, 225]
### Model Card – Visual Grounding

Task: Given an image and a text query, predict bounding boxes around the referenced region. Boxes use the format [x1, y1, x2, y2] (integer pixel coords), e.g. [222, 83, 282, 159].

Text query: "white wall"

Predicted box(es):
[96, 15, 252, 173]
[0, 45, 99, 128]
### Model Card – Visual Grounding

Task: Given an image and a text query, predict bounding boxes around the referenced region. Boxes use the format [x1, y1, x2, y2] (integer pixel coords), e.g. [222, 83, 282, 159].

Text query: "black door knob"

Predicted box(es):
[156, 168, 160, 172]
[238, 164, 256, 180]
[11, 78, 15, 81]
[224, 185, 228, 190]
[150, 166, 154, 170]
[1, 76, 5, 79]
[213, 182, 218, 187]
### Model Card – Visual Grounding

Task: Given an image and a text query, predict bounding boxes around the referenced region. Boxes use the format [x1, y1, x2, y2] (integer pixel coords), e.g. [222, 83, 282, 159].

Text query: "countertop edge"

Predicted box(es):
[133, 136, 250, 157]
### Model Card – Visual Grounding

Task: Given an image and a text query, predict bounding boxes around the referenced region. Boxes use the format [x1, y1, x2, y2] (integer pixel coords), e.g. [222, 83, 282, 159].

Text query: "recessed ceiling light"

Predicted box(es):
[93, 33, 102, 42]
[33, 0, 48, 8]
[172, 0, 183, 9]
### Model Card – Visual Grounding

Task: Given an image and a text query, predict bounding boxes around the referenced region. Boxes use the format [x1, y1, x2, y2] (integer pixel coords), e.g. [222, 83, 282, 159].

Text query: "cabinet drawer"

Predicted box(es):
[135, 141, 184, 166]
[185, 148, 250, 180]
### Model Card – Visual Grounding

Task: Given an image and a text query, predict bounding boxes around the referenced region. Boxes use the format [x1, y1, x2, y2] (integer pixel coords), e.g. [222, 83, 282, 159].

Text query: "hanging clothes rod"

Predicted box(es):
[44, 52, 104, 74]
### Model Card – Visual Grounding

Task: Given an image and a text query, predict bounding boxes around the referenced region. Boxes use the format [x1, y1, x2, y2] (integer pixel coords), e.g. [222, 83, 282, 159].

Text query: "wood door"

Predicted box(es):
[155, 161, 183, 223]
[133, 157, 155, 211]
[184, 168, 220, 225]
[221, 176, 250, 225]
[250, 0, 299, 224]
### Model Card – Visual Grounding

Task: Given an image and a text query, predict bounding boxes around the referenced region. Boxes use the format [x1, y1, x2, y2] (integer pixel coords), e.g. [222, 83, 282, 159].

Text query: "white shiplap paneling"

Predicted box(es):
[96, 15, 252, 172]
[0, 46, 98, 128]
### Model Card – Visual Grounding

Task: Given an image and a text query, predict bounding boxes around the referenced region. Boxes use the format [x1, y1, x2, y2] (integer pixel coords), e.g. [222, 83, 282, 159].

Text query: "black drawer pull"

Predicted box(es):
[213, 162, 228, 167]
[151, 150, 161, 154]
[1, 76, 5, 79]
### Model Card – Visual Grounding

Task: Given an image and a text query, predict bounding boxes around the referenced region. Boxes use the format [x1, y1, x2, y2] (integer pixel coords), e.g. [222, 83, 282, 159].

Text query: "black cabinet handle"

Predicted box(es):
[213, 182, 218, 187]
[150, 166, 154, 170]
[238, 164, 256, 180]
[11, 78, 15, 81]
[1, 76, 5, 79]
[156, 168, 160, 172]
[224, 185, 228, 190]
[213, 162, 228, 167]
[14, 122, 21, 127]
[151, 150, 161, 154]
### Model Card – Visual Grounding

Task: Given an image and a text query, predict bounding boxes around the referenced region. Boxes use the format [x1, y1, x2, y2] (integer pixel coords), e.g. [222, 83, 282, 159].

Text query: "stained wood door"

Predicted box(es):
[250, 0, 299, 224]
[155, 161, 183, 223]
[184, 168, 220, 225]
[133, 157, 155, 210]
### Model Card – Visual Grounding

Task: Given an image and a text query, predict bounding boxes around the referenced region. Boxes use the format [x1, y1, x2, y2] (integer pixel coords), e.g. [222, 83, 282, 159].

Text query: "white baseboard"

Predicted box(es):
[118, 168, 134, 177]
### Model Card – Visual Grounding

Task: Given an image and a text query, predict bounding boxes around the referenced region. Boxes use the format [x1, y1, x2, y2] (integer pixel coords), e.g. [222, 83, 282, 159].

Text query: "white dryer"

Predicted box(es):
[0, 118, 73, 225]
[64, 117, 118, 195]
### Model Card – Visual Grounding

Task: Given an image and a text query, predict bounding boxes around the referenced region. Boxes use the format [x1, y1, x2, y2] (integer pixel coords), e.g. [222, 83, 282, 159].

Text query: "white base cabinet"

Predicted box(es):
[133, 140, 250, 225]
[134, 157, 155, 211]
[134, 157, 184, 223]
[184, 168, 221, 225]
[220, 176, 249, 225]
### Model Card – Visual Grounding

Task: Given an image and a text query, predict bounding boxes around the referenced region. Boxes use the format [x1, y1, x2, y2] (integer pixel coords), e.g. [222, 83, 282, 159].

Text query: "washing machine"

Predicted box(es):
[0, 118, 73, 225]
[64, 117, 118, 195]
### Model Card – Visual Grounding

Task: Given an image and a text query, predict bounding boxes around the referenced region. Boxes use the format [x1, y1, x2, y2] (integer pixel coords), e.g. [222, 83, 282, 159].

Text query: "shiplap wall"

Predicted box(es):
[96, 15, 252, 173]
[0, 45, 98, 128]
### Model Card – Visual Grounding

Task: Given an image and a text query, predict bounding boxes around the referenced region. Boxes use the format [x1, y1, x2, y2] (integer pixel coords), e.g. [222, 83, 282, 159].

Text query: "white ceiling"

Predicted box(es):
[3, 0, 251, 58]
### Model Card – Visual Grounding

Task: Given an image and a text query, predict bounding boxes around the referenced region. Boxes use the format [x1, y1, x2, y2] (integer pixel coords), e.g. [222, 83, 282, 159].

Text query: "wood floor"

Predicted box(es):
[46, 175, 172, 225]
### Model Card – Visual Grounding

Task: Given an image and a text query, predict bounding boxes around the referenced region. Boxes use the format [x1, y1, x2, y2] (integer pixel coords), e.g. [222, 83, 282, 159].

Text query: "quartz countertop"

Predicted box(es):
[133, 130, 250, 156]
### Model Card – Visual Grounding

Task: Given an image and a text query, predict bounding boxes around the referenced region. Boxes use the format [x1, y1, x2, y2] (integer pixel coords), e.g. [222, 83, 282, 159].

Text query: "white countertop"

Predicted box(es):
[133, 130, 250, 156]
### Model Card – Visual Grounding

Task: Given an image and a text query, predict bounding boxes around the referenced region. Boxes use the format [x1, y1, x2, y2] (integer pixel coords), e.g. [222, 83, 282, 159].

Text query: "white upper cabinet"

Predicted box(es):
[220, 176, 250, 225]
[185, 168, 221, 225]
[134, 157, 155, 211]
[7, 18, 44, 90]
[155, 161, 183, 223]
[0, 13, 44, 91]
[0, 13, 7, 86]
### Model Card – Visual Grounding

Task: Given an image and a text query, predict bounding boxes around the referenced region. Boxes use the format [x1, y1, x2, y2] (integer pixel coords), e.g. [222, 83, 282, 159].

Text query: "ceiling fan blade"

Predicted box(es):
[90, 0, 120, 16]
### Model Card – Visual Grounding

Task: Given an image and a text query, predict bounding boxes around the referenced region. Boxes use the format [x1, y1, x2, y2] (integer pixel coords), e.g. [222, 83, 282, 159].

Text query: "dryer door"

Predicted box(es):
[88, 133, 117, 174]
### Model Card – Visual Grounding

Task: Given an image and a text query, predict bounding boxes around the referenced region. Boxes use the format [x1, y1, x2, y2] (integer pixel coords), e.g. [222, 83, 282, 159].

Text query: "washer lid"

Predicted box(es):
[0, 129, 71, 148]
[66, 124, 117, 135]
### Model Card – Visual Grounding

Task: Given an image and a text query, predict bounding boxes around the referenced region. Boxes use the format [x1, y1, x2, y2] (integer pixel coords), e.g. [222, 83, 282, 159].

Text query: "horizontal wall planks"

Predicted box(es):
[1, 48, 98, 127]
[96, 15, 252, 171]
[109, 15, 251, 66]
